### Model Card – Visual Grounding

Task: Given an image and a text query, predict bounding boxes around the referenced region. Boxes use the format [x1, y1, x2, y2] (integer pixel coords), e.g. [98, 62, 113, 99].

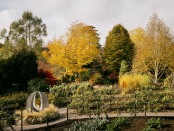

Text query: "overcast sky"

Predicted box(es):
[0, 0, 174, 45]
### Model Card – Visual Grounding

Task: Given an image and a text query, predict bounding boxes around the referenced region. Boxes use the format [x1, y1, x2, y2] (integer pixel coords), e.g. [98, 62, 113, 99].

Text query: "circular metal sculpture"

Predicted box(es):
[26, 91, 49, 112]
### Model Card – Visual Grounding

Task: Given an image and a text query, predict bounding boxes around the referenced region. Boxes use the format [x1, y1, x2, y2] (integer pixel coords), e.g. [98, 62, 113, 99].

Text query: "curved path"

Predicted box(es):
[4, 108, 174, 131]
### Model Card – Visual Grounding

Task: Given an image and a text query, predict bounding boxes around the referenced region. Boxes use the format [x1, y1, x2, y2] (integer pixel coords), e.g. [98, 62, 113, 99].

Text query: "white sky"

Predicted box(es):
[0, 0, 174, 45]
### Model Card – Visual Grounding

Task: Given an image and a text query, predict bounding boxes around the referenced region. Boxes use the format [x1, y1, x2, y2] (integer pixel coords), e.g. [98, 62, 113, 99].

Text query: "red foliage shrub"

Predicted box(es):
[38, 59, 57, 86]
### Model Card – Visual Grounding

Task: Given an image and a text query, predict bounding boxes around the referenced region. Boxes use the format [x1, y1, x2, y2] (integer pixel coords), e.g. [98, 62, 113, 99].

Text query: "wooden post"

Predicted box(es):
[67, 105, 69, 120]
[21, 107, 23, 131]
[144, 105, 146, 117]
[97, 95, 100, 118]
[67, 97, 69, 121]
[46, 118, 49, 127]
[101, 98, 104, 113]
[134, 89, 137, 117]
[109, 90, 112, 110]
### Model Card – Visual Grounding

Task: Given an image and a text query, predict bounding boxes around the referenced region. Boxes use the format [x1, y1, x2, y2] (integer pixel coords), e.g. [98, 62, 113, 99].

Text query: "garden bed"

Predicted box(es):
[42, 116, 174, 131]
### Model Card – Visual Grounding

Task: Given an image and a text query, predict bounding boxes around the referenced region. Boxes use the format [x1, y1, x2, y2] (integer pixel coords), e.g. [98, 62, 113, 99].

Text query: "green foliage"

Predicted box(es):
[9, 11, 47, 52]
[68, 117, 109, 131]
[6, 115, 15, 126]
[69, 84, 120, 116]
[126, 86, 174, 115]
[0, 92, 27, 128]
[27, 78, 49, 93]
[103, 24, 134, 72]
[69, 82, 94, 115]
[68, 117, 130, 131]
[143, 117, 163, 131]
[163, 75, 173, 87]
[50, 84, 72, 107]
[119, 60, 129, 77]
[0, 38, 14, 60]
[147, 118, 163, 129]
[0, 49, 38, 92]
[78, 70, 91, 82]
[50, 82, 120, 115]
[90, 72, 104, 85]
[0, 111, 16, 128]
[50, 82, 93, 107]
[0, 111, 5, 128]
[50, 82, 174, 117]
[0, 92, 28, 113]
[70, 90, 98, 116]
[106, 117, 131, 131]
[0, 28, 7, 39]
[73, 82, 93, 95]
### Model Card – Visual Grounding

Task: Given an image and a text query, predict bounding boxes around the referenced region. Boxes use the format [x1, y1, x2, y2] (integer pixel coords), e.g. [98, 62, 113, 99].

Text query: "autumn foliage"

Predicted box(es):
[42, 22, 100, 76]
[132, 14, 174, 84]
[119, 74, 151, 94]
[38, 59, 57, 86]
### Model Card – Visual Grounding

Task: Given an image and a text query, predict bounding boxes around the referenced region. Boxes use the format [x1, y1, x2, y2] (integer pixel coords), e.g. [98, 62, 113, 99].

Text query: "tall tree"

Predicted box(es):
[133, 14, 174, 84]
[8, 11, 47, 51]
[103, 24, 134, 73]
[43, 22, 100, 77]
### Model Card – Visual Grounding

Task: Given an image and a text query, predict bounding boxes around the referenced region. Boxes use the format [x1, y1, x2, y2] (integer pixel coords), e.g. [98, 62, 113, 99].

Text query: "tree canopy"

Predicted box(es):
[0, 49, 38, 92]
[43, 22, 100, 77]
[0, 11, 47, 53]
[133, 14, 174, 83]
[103, 24, 134, 73]
[129, 27, 145, 46]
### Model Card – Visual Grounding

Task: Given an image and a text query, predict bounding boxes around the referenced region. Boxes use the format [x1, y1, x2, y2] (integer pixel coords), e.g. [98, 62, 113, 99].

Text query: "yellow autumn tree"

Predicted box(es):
[43, 22, 100, 78]
[132, 14, 174, 84]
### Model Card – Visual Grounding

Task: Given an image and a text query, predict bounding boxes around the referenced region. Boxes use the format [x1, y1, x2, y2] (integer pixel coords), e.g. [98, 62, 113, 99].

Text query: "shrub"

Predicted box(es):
[106, 117, 131, 131]
[68, 117, 109, 131]
[50, 84, 72, 107]
[0, 92, 28, 113]
[0, 110, 16, 128]
[69, 83, 79, 91]
[119, 74, 151, 94]
[78, 70, 91, 81]
[50, 82, 94, 114]
[70, 90, 97, 115]
[143, 117, 163, 131]
[95, 85, 119, 95]
[90, 72, 104, 85]
[0, 111, 7, 128]
[74, 82, 93, 95]
[27, 78, 49, 93]
[163, 75, 173, 87]
[119, 60, 129, 77]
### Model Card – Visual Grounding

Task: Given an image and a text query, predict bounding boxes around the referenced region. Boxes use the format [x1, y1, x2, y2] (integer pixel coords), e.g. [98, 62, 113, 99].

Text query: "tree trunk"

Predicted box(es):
[154, 68, 158, 84]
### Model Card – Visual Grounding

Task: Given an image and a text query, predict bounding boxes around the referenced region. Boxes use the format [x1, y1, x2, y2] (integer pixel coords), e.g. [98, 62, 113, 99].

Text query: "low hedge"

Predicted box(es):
[0, 92, 28, 113]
